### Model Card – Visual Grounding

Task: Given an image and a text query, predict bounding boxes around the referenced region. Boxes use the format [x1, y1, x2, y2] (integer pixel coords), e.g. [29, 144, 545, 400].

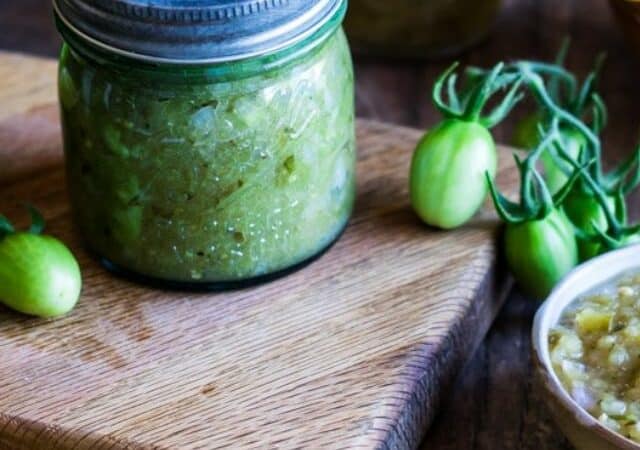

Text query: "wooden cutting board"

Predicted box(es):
[0, 51, 517, 450]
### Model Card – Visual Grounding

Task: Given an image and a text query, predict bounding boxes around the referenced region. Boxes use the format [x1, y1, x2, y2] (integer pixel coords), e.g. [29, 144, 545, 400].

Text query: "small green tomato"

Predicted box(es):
[512, 112, 543, 150]
[505, 208, 578, 299]
[0, 210, 81, 318]
[541, 127, 587, 195]
[410, 118, 497, 229]
[563, 190, 616, 262]
[513, 116, 587, 195]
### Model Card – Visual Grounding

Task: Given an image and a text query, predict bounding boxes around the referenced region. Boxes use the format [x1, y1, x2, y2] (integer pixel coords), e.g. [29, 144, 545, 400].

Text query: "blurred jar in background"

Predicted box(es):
[345, 0, 502, 59]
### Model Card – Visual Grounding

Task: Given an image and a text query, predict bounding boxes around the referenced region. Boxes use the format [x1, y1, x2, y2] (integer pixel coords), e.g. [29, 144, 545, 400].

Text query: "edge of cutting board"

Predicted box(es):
[0, 50, 514, 450]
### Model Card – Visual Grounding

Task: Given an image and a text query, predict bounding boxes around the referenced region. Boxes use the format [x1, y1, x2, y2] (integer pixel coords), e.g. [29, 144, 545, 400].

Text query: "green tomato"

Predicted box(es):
[410, 118, 497, 229]
[513, 114, 587, 195]
[512, 112, 543, 150]
[540, 127, 587, 195]
[505, 208, 578, 299]
[563, 190, 615, 262]
[0, 233, 82, 317]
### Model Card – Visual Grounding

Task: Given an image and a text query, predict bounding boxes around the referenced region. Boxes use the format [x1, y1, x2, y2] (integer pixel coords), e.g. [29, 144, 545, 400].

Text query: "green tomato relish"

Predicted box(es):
[550, 272, 640, 442]
[58, 28, 355, 284]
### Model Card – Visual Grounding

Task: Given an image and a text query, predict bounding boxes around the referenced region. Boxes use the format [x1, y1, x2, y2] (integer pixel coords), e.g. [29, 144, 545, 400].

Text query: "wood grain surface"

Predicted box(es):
[0, 52, 59, 185]
[2, 0, 636, 448]
[0, 52, 517, 449]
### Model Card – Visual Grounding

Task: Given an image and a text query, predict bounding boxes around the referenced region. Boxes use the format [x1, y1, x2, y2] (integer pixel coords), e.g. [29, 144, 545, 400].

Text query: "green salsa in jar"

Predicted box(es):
[345, 0, 502, 59]
[54, 0, 355, 286]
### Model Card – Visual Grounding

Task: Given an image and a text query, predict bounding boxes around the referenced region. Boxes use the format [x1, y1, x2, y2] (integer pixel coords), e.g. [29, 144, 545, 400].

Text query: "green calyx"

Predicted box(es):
[0, 216, 14, 239]
[456, 44, 640, 296]
[487, 118, 588, 224]
[445, 50, 640, 262]
[516, 65, 601, 171]
[602, 145, 640, 195]
[513, 54, 618, 191]
[512, 44, 605, 127]
[552, 135, 640, 249]
[508, 56, 640, 224]
[432, 62, 524, 129]
[570, 53, 607, 119]
[0, 205, 46, 240]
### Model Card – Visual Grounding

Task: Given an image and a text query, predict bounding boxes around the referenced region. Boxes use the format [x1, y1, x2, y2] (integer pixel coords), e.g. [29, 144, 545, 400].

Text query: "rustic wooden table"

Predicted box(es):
[2, 0, 638, 448]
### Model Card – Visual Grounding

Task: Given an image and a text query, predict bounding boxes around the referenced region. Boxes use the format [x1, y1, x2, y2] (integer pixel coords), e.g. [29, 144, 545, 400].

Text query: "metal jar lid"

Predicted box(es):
[53, 0, 345, 64]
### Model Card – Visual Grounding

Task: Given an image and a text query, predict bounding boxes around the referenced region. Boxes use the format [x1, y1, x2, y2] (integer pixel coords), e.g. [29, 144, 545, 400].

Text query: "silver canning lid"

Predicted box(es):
[53, 0, 345, 64]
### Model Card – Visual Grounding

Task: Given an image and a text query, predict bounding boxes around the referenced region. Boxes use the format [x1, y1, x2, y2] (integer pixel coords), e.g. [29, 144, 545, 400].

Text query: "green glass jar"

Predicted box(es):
[345, 0, 501, 59]
[54, 0, 355, 287]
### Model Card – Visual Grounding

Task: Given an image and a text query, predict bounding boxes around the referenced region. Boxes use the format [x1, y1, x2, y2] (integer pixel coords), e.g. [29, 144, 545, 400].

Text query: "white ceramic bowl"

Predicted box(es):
[532, 244, 640, 450]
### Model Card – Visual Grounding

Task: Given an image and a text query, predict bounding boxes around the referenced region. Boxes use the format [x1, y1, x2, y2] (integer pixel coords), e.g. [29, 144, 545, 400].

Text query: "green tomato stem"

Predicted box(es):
[590, 93, 608, 135]
[0, 215, 15, 239]
[530, 167, 554, 219]
[512, 62, 577, 102]
[26, 205, 45, 235]
[572, 53, 606, 116]
[616, 148, 640, 195]
[463, 63, 504, 121]
[446, 73, 461, 113]
[0, 205, 47, 240]
[518, 118, 563, 217]
[433, 62, 523, 129]
[486, 171, 528, 223]
[551, 158, 590, 205]
[486, 119, 590, 225]
[558, 147, 623, 237]
[432, 62, 463, 118]
[548, 37, 571, 104]
[614, 189, 628, 225]
[481, 79, 525, 129]
[517, 63, 603, 184]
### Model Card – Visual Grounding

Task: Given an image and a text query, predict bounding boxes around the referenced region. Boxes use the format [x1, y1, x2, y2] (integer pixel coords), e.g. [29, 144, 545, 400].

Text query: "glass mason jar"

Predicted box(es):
[53, 0, 355, 288]
[345, 0, 502, 59]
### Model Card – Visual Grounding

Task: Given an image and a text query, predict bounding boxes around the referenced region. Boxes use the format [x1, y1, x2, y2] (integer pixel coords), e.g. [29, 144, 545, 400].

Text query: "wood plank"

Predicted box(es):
[0, 52, 60, 185]
[1, 0, 636, 448]
[0, 51, 515, 449]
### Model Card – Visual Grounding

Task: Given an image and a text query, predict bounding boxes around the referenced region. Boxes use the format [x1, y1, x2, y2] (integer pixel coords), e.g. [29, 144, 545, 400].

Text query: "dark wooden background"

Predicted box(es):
[2, 0, 638, 448]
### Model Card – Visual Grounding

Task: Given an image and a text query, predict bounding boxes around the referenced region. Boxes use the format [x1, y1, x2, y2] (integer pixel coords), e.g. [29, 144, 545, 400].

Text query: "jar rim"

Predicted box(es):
[53, 0, 346, 65]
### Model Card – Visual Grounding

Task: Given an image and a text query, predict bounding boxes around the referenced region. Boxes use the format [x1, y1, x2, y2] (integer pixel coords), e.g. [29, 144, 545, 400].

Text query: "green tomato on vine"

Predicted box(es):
[410, 62, 522, 229]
